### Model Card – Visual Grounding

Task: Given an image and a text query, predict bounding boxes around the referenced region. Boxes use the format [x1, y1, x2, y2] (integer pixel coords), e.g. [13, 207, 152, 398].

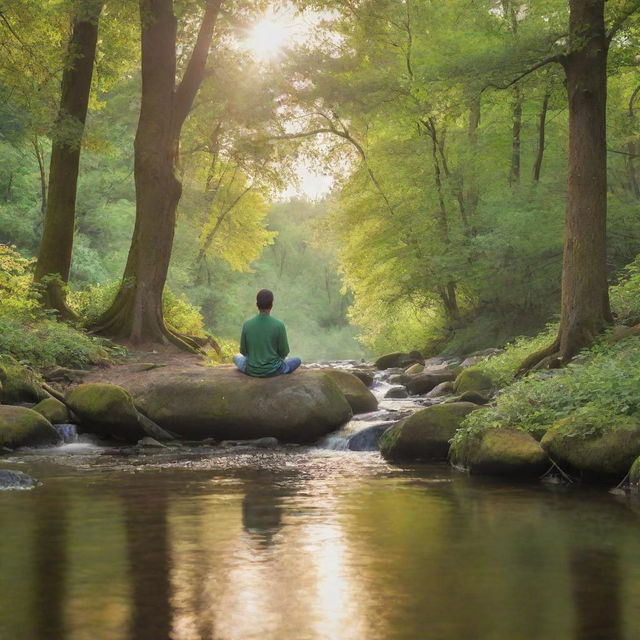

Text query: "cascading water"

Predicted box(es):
[54, 424, 78, 443]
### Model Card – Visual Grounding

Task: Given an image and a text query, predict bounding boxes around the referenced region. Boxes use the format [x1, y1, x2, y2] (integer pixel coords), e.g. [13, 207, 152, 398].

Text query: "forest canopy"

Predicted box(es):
[1, 0, 640, 363]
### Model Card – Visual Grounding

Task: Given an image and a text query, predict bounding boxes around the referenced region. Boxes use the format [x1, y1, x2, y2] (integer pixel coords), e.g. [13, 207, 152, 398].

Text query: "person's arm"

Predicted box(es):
[277, 324, 290, 358]
[240, 325, 248, 356]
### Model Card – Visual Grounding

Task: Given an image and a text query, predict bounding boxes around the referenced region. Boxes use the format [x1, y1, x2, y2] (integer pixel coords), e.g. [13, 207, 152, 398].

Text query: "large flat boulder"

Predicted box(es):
[0, 406, 61, 449]
[379, 402, 479, 462]
[84, 365, 352, 443]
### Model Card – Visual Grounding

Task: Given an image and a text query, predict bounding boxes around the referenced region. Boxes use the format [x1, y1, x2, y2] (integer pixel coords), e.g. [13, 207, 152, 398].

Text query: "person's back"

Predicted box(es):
[241, 313, 288, 377]
[233, 289, 301, 377]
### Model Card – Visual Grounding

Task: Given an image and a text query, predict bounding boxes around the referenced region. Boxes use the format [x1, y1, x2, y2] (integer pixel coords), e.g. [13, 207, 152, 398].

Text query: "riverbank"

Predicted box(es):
[3, 323, 640, 494]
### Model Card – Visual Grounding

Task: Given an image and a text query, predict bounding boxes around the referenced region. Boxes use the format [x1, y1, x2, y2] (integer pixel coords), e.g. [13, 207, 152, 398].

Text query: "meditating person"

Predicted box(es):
[233, 289, 302, 377]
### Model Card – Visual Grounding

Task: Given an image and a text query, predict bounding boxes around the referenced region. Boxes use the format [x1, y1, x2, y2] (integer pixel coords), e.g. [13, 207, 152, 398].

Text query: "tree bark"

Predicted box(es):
[521, 0, 611, 371]
[32, 135, 47, 216]
[465, 95, 481, 228]
[532, 86, 551, 182]
[90, 0, 221, 349]
[34, 0, 103, 319]
[509, 84, 523, 185]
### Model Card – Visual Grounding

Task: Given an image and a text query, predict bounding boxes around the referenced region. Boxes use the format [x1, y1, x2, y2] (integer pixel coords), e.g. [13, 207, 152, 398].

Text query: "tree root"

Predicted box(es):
[517, 338, 562, 376]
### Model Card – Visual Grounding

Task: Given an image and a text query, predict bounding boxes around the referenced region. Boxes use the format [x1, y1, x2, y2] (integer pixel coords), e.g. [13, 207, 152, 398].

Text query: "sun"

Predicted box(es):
[244, 12, 291, 62]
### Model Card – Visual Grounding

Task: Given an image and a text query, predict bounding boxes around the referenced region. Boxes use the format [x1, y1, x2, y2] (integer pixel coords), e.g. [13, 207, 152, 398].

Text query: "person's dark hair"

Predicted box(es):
[256, 289, 274, 310]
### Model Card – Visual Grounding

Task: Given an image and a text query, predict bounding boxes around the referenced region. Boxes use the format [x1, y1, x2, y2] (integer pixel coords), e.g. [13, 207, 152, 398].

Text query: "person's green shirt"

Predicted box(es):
[240, 314, 290, 377]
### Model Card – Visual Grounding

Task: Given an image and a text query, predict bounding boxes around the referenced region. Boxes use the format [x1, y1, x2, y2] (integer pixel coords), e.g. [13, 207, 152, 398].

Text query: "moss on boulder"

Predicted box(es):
[66, 383, 148, 442]
[375, 351, 423, 370]
[32, 397, 70, 425]
[453, 368, 493, 396]
[629, 456, 640, 490]
[450, 427, 549, 477]
[541, 413, 640, 478]
[321, 369, 378, 414]
[406, 369, 458, 395]
[445, 390, 489, 405]
[0, 359, 47, 403]
[351, 370, 374, 388]
[0, 406, 61, 449]
[404, 363, 425, 375]
[379, 402, 479, 462]
[98, 366, 352, 443]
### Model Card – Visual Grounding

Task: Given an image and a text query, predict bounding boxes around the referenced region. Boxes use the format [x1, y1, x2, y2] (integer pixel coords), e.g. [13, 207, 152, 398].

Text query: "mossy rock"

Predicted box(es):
[450, 427, 549, 477]
[321, 369, 378, 414]
[426, 381, 455, 398]
[0, 406, 61, 449]
[379, 402, 480, 462]
[351, 370, 374, 388]
[66, 383, 147, 442]
[0, 359, 47, 403]
[445, 390, 489, 405]
[629, 456, 640, 490]
[385, 386, 408, 399]
[375, 351, 423, 370]
[32, 397, 70, 425]
[406, 369, 458, 395]
[453, 368, 493, 395]
[541, 413, 640, 478]
[111, 367, 352, 443]
[404, 363, 425, 375]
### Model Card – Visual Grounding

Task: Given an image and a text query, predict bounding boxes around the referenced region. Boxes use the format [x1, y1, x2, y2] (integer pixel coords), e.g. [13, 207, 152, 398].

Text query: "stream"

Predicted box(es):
[1, 363, 640, 640]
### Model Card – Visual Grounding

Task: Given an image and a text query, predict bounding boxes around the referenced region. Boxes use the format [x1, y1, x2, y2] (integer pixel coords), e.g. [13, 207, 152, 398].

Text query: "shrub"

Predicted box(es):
[455, 338, 640, 444]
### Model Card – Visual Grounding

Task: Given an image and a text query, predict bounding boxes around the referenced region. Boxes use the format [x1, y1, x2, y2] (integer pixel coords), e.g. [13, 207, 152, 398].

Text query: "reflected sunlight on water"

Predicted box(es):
[1, 447, 640, 640]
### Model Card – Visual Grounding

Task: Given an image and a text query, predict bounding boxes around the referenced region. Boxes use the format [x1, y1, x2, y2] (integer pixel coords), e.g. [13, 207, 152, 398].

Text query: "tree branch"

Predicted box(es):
[486, 55, 564, 90]
[607, 0, 640, 41]
[173, 0, 222, 134]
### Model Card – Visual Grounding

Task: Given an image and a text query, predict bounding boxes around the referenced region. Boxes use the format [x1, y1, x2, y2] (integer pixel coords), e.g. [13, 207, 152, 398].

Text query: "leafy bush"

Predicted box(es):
[472, 324, 559, 388]
[70, 281, 206, 336]
[0, 245, 119, 368]
[610, 257, 640, 325]
[455, 338, 640, 444]
[204, 337, 240, 366]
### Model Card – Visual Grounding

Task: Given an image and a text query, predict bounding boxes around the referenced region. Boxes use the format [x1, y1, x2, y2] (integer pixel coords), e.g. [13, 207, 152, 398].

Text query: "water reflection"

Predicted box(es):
[123, 486, 172, 640]
[241, 475, 284, 545]
[33, 490, 68, 640]
[1, 452, 640, 640]
[571, 548, 622, 640]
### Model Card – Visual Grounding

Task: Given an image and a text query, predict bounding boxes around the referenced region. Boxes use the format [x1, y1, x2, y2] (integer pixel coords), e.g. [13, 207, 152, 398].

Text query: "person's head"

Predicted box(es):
[256, 289, 274, 312]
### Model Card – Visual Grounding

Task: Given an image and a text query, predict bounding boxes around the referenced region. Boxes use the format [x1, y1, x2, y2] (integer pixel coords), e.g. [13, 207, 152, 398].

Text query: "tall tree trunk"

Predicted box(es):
[465, 95, 481, 227]
[422, 117, 461, 322]
[624, 86, 640, 197]
[90, 0, 221, 349]
[521, 0, 611, 371]
[532, 86, 551, 182]
[509, 84, 523, 185]
[32, 135, 47, 216]
[33, 0, 103, 320]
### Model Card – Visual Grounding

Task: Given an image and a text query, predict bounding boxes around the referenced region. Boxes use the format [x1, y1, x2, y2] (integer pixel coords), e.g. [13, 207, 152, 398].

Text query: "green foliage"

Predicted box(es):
[610, 257, 640, 326]
[70, 281, 207, 337]
[204, 338, 240, 366]
[163, 289, 206, 336]
[473, 325, 560, 387]
[455, 338, 640, 445]
[0, 246, 118, 368]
